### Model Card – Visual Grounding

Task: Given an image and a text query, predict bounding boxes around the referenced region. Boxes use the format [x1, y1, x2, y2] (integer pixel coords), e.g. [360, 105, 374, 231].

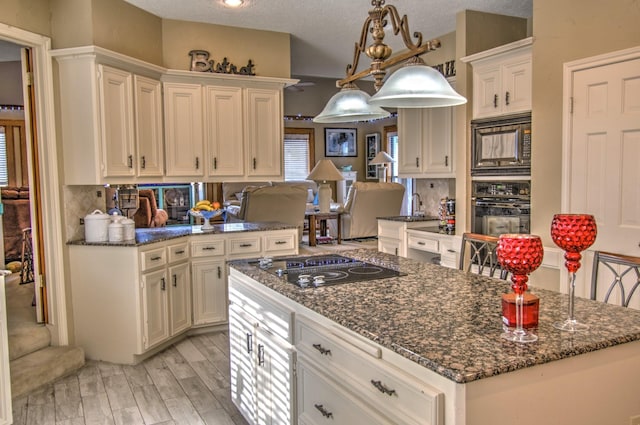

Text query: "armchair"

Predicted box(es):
[341, 181, 405, 240]
[235, 184, 309, 240]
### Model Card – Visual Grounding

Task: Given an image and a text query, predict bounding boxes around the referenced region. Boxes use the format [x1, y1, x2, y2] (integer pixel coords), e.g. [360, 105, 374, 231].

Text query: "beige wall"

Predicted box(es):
[162, 19, 291, 77]
[2, 0, 51, 37]
[50, 0, 93, 48]
[0, 61, 23, 105]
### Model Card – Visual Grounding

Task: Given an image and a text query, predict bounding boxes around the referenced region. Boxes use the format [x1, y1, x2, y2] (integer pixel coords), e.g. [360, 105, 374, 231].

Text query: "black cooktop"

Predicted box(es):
[254, 254, 405, 288]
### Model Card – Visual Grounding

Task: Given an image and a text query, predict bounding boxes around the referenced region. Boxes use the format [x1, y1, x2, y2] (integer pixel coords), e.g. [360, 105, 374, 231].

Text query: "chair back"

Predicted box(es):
[459, 233, 508, 280]
[590, 251, 640, 308]
[341, 181, 405, 239]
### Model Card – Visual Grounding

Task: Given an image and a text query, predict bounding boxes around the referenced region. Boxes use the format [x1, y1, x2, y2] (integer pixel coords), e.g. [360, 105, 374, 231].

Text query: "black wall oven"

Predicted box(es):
[471, 180, 530, 237]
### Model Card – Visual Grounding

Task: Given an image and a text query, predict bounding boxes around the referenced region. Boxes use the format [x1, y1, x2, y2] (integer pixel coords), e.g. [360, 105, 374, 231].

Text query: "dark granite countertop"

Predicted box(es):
[378, 215, 440, 222]
[406, 226, 455, 236]
[67, 222, 297, 247]
[229, 249, 640, 384]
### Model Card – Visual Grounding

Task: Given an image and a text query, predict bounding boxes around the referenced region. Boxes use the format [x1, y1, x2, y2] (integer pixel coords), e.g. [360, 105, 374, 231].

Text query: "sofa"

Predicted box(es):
[1, 186, 31, 262]
[341, 181, 406, 240]
[222, 180, 318, 214]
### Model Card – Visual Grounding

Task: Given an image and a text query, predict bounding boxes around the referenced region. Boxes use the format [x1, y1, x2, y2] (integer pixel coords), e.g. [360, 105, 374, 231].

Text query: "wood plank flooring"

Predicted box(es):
[11, 331, 249, 425]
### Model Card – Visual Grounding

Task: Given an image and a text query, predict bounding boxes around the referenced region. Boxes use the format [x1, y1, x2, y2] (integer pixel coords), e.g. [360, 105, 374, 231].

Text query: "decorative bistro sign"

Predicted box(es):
[188, 50, 256, 75]
[432, 59, 456, 78]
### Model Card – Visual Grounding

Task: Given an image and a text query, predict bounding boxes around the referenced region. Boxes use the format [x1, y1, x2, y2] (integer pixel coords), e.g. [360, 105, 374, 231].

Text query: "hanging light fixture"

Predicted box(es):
[314, 0, 466, 123]
[313, 83, 390, 123]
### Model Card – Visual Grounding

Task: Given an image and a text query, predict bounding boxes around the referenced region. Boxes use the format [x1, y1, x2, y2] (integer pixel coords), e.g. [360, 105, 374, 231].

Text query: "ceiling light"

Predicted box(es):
[314, 0, 466, 122]
[313, 83, 391, 123]
[223, 0, 244, 7]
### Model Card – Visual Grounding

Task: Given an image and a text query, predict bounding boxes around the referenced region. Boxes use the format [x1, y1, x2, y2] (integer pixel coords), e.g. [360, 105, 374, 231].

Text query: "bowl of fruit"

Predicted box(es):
[190, 200, 223, 230]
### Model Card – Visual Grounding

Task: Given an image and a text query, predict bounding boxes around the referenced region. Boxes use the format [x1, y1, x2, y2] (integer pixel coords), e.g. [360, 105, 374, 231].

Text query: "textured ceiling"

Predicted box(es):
[124, 0, 532, 79]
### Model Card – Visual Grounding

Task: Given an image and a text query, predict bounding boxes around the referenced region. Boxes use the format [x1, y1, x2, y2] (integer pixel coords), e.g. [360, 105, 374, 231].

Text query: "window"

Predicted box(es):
[284, 128, 315, 181]
[0, 125, 7, 186]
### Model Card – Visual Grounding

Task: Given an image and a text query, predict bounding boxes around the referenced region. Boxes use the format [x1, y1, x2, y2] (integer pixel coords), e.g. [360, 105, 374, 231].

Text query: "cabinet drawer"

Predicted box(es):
[191, 239, 225, 257]
[167, 242, 189, 263]
[264, 233, 296, 253]
[228, 236, 261, 257]
[297, 360, 393, 425]
[296, 317, 443, 425]
[140, 246, 167, 272]
[407, 234, 439, 253]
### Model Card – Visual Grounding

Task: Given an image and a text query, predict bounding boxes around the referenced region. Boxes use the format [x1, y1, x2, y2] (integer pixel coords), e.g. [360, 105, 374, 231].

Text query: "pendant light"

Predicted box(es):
[313, 83, 390, 123]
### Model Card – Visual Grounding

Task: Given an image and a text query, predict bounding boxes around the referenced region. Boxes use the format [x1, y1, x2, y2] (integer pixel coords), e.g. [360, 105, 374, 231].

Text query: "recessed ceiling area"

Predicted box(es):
[124, 0, 532, 79]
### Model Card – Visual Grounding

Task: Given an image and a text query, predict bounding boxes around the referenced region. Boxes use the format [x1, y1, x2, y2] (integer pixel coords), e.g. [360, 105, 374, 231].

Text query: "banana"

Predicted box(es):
[196, 200, 211, 207]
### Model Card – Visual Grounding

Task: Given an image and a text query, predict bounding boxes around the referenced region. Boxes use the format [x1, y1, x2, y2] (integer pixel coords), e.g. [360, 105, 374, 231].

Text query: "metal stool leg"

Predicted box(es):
[20, 227, 34, 285]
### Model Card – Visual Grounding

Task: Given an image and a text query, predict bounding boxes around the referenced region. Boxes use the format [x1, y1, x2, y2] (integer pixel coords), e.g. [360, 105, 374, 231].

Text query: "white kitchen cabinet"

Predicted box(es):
[167, 242, 191, 335]
[163, 82, 205, 177]
[336, 171, 357, 204]
[229, 276, 295, 425]
[205, 85, 244, 177]
[463, 37, 533, 119]
[378, 219, 439, 258]
[141, 267, 170, 349]
[398, 94, 455, 178]
[245, 88, 283, 177]
[191, 258, 227, 326]
[134, 74, 164, 177]
[406, 229, 460, 268]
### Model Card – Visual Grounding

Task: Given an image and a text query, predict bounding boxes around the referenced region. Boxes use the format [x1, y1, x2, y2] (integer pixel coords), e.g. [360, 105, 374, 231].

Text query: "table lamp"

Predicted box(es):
[307, 159, 344, 213]
[369, 151, 394, 182]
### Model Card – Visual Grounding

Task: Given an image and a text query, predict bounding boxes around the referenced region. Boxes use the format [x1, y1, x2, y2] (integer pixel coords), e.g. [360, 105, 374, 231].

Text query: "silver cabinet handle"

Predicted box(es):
[172, 275, 177, 287]
[160, 277, 166, 291]
[239, 243, 253, 248]
[203, 246, 216, 251]
[275, 240, 287, 245]
[371, 379, 396, 396]
[175, 250, 185, 255]
[258, 344, 265, 366]
[314, 404, 333, 419]
[246, 333, 252, 353]
[312, 343, 331, 356]
[150, 256, 162, 261]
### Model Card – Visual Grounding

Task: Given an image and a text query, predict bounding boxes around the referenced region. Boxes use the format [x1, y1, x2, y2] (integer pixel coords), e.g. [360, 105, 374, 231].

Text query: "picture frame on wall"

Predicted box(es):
[325, 128, 357, 157]
[365, 132, 380, 179]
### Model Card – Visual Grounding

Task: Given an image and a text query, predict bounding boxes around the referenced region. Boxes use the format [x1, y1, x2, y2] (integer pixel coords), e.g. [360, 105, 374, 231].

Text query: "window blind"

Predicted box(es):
[0, 126, 7, 187]
[284, 136, 310, 181]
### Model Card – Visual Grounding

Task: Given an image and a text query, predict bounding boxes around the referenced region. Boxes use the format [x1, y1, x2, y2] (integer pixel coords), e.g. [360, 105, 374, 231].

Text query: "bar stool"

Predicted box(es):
[20, 227, 34, 284]
[459, 232, 509, 280]
[590, 251, 640, 308]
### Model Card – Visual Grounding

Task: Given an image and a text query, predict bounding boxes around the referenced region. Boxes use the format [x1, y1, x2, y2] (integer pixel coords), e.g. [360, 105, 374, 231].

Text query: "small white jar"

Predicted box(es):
[108, 219, 124, 243]
[121, 218, 136, 241]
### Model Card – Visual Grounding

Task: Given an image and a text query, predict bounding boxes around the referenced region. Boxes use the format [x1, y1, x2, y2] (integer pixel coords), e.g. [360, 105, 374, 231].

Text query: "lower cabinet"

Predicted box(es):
[229, 269, 444, 425]
[377, 219, 439, 258]
[191, 258, 227, 326]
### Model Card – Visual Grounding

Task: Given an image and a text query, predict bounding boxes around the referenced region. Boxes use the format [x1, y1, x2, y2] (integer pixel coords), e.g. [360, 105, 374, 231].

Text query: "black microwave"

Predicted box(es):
[471, 113, 531, 176]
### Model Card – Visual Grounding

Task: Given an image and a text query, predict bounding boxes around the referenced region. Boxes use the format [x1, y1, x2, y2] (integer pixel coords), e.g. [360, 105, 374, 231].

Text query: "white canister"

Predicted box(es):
[108, 219, 124, 243]
[121, 218, 136, 241]
[84, 209, 111, 242]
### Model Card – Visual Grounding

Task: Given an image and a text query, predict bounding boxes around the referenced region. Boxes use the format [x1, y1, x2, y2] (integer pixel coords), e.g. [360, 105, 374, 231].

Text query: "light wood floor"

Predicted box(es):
[11, 332, 249, 425]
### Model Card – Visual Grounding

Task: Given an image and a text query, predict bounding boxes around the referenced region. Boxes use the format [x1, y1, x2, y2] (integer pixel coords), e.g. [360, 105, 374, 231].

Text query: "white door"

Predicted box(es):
[564, 47, 640, 295]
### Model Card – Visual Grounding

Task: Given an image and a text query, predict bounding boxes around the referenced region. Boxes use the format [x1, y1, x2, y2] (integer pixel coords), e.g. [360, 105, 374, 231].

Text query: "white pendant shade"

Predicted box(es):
[369, 150, 394, 165]
[368, 63, 467, 108]
[313, 83, 391, 123]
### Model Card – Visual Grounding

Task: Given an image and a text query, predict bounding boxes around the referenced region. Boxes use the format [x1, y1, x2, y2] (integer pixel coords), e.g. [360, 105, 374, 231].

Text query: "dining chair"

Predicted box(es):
[459, 233, 508, 280]
[590, 251, 640, 308]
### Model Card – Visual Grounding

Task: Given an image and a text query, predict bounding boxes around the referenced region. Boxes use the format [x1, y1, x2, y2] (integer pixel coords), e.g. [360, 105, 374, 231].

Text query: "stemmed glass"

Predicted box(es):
[497, 234, 544, 343]
[551, 214, 597, 332]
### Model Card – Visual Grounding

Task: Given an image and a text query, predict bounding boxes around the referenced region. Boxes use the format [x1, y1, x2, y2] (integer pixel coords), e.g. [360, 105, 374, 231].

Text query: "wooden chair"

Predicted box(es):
[590, 251, 640, 308]
[458, 233, 508, 280]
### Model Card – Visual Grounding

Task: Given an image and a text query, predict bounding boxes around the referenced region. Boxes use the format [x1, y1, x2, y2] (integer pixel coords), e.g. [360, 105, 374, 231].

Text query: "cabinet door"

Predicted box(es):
[134, 75, 164, 177]
[141, 268, 169, 350]
[168, 262, 192, 335]
[422, 106, 453, 175]
[205, 86, 244, 177]
[501, 56, 532, 115]
[164, 82, 204, 177]
[397, 108, 423, 174]
[473, 64, 502, 119]
[191, 259, 227, 325]
[0, 276, 12, 424]
[377, 237, 401, 257]
[255, 327, 295, 425]
[98, 65, 135, 177]
[229, 305, 257, 425]
[245, 88, 282, 177]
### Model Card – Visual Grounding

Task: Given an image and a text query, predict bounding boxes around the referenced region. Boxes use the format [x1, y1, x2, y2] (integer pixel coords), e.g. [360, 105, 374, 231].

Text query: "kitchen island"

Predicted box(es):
[228, 249, 640, 425]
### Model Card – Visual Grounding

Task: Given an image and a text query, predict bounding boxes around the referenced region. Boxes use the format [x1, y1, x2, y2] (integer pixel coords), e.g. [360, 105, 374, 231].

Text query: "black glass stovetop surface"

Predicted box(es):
[253, 254, 405, 288]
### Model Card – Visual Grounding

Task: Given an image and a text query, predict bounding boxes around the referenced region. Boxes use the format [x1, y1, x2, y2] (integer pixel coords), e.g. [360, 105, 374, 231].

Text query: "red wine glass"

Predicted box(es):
[497, 234, 544, 343]
[550, 214, 597, 332]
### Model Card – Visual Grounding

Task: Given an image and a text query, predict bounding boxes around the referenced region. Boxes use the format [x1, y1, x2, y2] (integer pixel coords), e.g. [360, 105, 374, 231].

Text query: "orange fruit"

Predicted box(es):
[212, 201, 221, 210]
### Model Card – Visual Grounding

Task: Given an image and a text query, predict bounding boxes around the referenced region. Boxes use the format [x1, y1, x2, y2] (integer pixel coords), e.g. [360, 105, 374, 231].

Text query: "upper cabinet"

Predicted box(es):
[397, 81, 456, 178]
[52, 46, 296, 184]
[53, 47, 166, 185]
[463, 37, 533, 119]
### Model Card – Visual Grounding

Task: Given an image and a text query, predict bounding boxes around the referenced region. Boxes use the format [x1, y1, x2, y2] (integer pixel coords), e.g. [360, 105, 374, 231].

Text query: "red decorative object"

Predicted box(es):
[501, 293, 540, 329]
[551, 214, 597, 332]
[497, 234, 544, 343]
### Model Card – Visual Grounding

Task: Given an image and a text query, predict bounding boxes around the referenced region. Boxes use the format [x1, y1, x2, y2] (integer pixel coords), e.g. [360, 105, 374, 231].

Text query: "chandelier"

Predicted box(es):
[313, 0, 466, 123]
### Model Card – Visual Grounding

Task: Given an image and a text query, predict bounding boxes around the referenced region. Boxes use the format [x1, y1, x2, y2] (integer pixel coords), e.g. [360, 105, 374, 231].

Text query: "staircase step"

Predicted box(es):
[10, 345, 85, 399]
[8, 323, 51, 361]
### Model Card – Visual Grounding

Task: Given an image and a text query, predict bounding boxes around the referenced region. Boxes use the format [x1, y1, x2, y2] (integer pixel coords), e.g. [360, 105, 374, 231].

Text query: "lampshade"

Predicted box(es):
[369, 151, 394, 165]
[368, 59, 467, 108]
[313, 83, 391, 123]
[307, 159, 345, 182]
